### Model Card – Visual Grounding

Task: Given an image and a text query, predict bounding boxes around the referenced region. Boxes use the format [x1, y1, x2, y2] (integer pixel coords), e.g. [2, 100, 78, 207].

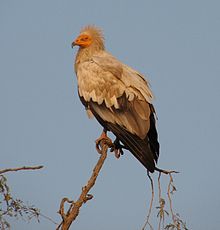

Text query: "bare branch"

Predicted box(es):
[55, 134, 187, 230]
[142, 171, 154, 230]
[167, 173, 178, 228]
[155, 167, 179, 175]
[0, 166, 43, 175]
[57, 138, 111, 230]
[38, 212, 59, 225]
[158, 172, 162, 230]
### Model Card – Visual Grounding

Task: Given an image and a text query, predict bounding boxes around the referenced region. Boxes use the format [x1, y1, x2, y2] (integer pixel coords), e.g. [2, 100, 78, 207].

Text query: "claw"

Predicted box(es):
[110, 138, 126, 158]
[95, 132, 126, 158]
[95, 130, 113, 154]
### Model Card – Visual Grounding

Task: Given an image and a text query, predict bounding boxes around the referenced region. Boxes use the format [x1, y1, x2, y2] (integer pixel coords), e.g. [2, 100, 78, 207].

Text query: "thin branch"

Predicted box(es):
[0, 166, 43, 175]
[157, 172, 162, 230]
[155, 167, 179, 175]
[57, 138, 111, 230]
[142, 171, 154, 230]
[39, 212, 59, 225]
[158, 173, 162, 202]
[167, 173, 176, 226]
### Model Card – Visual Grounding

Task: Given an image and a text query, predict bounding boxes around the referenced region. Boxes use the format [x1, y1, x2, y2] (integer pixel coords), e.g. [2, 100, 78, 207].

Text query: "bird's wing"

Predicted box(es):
[77, 51, 159, 171]
[77, 51, 154, 139]
[92, 51, 154, 104]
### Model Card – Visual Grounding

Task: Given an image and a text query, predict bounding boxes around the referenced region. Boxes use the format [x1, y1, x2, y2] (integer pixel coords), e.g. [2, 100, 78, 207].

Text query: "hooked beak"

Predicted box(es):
[71, 41, 76, 48]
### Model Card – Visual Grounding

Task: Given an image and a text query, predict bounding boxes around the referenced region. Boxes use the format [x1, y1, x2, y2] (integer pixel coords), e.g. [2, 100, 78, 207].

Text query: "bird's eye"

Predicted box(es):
[81, 37, 89, 41]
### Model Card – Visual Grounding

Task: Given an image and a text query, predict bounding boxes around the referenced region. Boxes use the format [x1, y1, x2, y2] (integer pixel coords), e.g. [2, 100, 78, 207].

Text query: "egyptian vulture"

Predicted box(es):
[72, 25, 159, 173]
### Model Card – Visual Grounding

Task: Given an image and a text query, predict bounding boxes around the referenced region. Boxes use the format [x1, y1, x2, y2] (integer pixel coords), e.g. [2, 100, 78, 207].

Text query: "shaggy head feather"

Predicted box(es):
[80, 25, 105, 50]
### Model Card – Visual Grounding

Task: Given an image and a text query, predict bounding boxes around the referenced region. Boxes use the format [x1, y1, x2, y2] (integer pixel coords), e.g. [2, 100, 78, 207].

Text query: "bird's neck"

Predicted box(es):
[75, 45, 104, 72]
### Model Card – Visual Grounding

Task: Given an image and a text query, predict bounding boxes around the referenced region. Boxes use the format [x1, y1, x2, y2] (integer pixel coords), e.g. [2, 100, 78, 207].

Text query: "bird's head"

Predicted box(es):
[72, 25, 105, 50]
[71, 33, 92, 48]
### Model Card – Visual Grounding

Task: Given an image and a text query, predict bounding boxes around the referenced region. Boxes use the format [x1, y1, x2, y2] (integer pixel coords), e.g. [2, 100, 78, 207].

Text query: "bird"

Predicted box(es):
[72, 25, 159, 173]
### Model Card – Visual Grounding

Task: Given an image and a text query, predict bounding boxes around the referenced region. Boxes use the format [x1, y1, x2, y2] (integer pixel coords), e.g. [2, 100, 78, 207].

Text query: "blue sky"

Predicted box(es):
[1, 0, 220, 229]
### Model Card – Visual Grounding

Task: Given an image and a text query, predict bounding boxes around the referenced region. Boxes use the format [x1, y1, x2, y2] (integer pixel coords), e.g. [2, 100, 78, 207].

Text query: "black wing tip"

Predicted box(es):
[142, 155, 156, 173]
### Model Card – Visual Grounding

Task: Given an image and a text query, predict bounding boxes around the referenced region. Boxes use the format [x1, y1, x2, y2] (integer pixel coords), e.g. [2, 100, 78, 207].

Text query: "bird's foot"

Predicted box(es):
[95, 132, 114, 154]
[110, 138, 126, 159]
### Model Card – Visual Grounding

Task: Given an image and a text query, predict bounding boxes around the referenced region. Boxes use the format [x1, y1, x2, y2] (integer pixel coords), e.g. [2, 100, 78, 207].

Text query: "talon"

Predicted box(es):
[95, 129, 113, 153]
[114, 149, 121, 158]
[95, 141, 102, 154]
[95, 130, 107, 154]
[111, 138, 125, 159]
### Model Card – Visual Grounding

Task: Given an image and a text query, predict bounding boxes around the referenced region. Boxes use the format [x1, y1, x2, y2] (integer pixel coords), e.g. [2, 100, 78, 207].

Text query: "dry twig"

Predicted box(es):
[155, 167, 179, 175]
[142, 168, 180, 230]
[167, 173, 181, 230]
[157, 172, 169, 230]
[142, 171, 154, 230]
[0, 166, 43, 175]
[167, 174, 175, 223]
[57, 138, 112, 230]
[56, 137, 186, 230]
[0, 165, 45, 229]
[157, 172, 163, 230]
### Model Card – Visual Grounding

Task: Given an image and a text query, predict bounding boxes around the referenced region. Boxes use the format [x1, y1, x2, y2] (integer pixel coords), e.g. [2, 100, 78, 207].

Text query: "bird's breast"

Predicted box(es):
[76, 61, 125, 108]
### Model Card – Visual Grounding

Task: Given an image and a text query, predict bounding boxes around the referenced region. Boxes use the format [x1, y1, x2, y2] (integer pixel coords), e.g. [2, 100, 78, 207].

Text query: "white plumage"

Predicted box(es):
[72, 25, 159, 172]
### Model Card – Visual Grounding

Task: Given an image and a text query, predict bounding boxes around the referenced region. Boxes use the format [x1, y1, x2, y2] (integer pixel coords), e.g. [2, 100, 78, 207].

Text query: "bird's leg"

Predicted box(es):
[95, 128, 113, 154]
[110, 138, 127, 159]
